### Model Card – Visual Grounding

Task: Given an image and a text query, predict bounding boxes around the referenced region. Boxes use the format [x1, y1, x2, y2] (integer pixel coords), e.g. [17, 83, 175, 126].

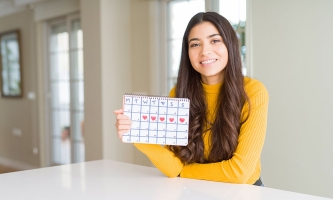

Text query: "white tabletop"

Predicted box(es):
[0, 159, 331, 200]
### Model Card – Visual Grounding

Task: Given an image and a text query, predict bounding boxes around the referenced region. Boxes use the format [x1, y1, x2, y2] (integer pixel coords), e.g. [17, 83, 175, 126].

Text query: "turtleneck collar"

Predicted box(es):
[201, 81, 222, 94]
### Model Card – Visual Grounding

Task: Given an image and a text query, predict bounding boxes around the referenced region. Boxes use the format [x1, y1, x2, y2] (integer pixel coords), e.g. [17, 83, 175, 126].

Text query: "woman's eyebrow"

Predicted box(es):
[207, 33, 221, 38]
[188, 34, 221, 43]
[188, 38, 199, 43]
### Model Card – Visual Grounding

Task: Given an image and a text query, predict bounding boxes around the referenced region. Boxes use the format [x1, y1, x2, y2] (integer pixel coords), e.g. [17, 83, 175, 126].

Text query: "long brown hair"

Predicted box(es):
[169, 12, 249, 164]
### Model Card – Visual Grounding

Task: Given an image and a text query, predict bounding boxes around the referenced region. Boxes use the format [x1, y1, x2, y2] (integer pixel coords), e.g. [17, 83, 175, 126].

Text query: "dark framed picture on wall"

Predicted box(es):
[0, 29, 23, 98]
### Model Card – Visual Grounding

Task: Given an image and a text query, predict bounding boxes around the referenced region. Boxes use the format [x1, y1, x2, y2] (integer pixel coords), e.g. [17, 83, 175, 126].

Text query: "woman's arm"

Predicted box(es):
[134, 144, 183, 177]
[180, 80, 269, 184]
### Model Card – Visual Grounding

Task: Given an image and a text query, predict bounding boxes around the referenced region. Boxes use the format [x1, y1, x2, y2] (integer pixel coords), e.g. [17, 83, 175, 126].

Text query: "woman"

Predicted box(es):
[114, 12, 269, 185]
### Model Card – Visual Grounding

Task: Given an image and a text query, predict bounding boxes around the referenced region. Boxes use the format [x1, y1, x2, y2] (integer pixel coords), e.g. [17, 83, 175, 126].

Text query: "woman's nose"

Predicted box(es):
[201, 44, 212, 56]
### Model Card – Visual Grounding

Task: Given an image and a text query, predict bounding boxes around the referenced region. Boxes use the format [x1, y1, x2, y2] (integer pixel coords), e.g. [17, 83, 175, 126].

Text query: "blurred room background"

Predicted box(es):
[0, 0, 332, 198]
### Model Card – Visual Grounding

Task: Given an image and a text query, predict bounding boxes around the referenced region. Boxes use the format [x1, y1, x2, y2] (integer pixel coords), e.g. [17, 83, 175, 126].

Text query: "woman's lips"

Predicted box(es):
[200, 59, 217, 64]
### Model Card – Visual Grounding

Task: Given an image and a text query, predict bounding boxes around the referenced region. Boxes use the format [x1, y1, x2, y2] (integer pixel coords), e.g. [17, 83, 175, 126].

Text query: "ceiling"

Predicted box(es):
[0, 0, 51, 18]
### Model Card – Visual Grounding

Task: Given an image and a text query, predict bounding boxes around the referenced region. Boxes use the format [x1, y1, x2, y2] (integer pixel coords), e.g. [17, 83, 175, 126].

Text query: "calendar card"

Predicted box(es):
[122, 94, 190, 146]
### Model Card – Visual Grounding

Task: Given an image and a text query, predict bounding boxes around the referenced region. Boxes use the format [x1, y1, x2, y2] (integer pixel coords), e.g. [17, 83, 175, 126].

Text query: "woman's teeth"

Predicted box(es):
[201, 59, 216, 64]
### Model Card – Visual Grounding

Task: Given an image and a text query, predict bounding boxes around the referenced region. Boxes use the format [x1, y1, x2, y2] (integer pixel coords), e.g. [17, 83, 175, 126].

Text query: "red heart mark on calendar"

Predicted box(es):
[179, 118, 185, 123]
[142, 115, 147, 120]
[151, 116, 156, 121]
[169, 118, 174, 122]
[160, 117, 165, 122]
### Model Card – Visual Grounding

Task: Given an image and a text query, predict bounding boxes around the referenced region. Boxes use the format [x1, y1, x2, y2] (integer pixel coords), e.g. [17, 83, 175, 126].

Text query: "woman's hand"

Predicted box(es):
[113, 109, 132, 140]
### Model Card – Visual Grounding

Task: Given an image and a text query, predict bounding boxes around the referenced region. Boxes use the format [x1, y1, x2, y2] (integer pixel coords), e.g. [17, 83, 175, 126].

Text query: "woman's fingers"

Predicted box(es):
[116, 124, 131, 139]
[114, 109, 132, 140]
[117, 124, 132, 131]
[113, 109, 123, 114]
[115, 117, 132, 126]
[116, 113, 130, 120]
[117, 129, 131, 139]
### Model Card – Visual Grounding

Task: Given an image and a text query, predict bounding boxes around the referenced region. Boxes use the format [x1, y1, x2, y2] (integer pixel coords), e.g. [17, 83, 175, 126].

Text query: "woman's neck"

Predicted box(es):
[200, 72, 224, 85]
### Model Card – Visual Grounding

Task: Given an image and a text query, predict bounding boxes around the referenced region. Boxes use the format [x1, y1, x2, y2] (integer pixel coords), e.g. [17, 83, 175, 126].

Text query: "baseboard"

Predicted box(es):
[0, 156, 38, 171]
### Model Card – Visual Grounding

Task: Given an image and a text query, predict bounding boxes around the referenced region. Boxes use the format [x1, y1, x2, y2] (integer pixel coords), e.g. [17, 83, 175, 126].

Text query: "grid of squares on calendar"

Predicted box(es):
[122, 95, 190, 146]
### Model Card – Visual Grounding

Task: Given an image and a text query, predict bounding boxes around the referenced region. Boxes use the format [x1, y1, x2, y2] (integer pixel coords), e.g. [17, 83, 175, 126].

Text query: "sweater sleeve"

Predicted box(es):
[180, 80, 269, 184]
[134, 143, 183, 177]
[133, 87, 183, 177]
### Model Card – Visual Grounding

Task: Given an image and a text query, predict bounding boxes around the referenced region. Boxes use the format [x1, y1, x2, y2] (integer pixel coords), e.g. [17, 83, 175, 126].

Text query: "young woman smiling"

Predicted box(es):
[114, 12, 269, 186]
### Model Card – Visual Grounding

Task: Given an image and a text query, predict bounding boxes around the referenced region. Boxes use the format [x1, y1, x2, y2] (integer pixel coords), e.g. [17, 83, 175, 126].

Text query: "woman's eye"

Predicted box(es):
[190, 43, 199, 48]
[212, 39, 220, 43]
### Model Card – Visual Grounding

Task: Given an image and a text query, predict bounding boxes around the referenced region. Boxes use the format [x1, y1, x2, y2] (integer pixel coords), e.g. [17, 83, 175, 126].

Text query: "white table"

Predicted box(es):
[0, 160, 331, 200]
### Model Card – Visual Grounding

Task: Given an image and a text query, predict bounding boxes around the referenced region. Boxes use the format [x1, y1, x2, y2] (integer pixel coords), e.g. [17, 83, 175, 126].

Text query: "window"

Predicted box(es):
[219, 0, 247, 75]
[165, 0, 246, 92]
[46, 14, 84, 165]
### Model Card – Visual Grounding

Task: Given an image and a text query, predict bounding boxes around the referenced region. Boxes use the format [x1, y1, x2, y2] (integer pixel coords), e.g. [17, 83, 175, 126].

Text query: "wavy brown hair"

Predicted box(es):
[169, 12, 250, 164]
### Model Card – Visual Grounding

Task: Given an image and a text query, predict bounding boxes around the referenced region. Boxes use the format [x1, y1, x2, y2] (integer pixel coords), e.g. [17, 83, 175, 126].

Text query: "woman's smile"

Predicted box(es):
[200, 59, 218, 65]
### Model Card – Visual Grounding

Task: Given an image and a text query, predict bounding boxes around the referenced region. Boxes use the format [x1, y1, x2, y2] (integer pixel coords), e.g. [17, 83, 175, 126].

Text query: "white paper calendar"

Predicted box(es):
[122, 94, 190, 146]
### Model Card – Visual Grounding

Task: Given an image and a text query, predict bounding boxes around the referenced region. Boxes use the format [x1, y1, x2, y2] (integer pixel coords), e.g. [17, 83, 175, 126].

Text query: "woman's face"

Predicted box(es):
[188, 21, 228, 85]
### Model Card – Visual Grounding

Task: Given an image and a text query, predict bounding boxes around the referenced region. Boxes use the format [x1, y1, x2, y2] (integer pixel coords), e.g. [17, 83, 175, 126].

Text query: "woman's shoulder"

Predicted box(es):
[169, 87, 176, 97]
[244, 76, 269, 98]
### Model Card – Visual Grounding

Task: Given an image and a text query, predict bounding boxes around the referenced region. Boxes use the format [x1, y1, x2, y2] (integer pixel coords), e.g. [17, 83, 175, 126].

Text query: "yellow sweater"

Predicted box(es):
[134, 77, 269, 184]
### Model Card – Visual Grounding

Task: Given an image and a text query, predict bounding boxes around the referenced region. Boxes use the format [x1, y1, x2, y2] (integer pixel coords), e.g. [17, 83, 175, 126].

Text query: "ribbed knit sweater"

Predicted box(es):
[134, 77, 269, 184]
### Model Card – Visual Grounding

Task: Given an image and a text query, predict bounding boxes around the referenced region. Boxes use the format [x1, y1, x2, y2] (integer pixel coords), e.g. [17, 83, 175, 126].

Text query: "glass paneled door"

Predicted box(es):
[47, 14, 84, 165]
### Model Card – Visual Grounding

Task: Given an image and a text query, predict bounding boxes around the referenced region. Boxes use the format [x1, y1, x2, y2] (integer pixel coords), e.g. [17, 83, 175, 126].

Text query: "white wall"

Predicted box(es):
[251, 0, 333, 198]
[81, 0, 135, 163]
[100, 0, 134, 162]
